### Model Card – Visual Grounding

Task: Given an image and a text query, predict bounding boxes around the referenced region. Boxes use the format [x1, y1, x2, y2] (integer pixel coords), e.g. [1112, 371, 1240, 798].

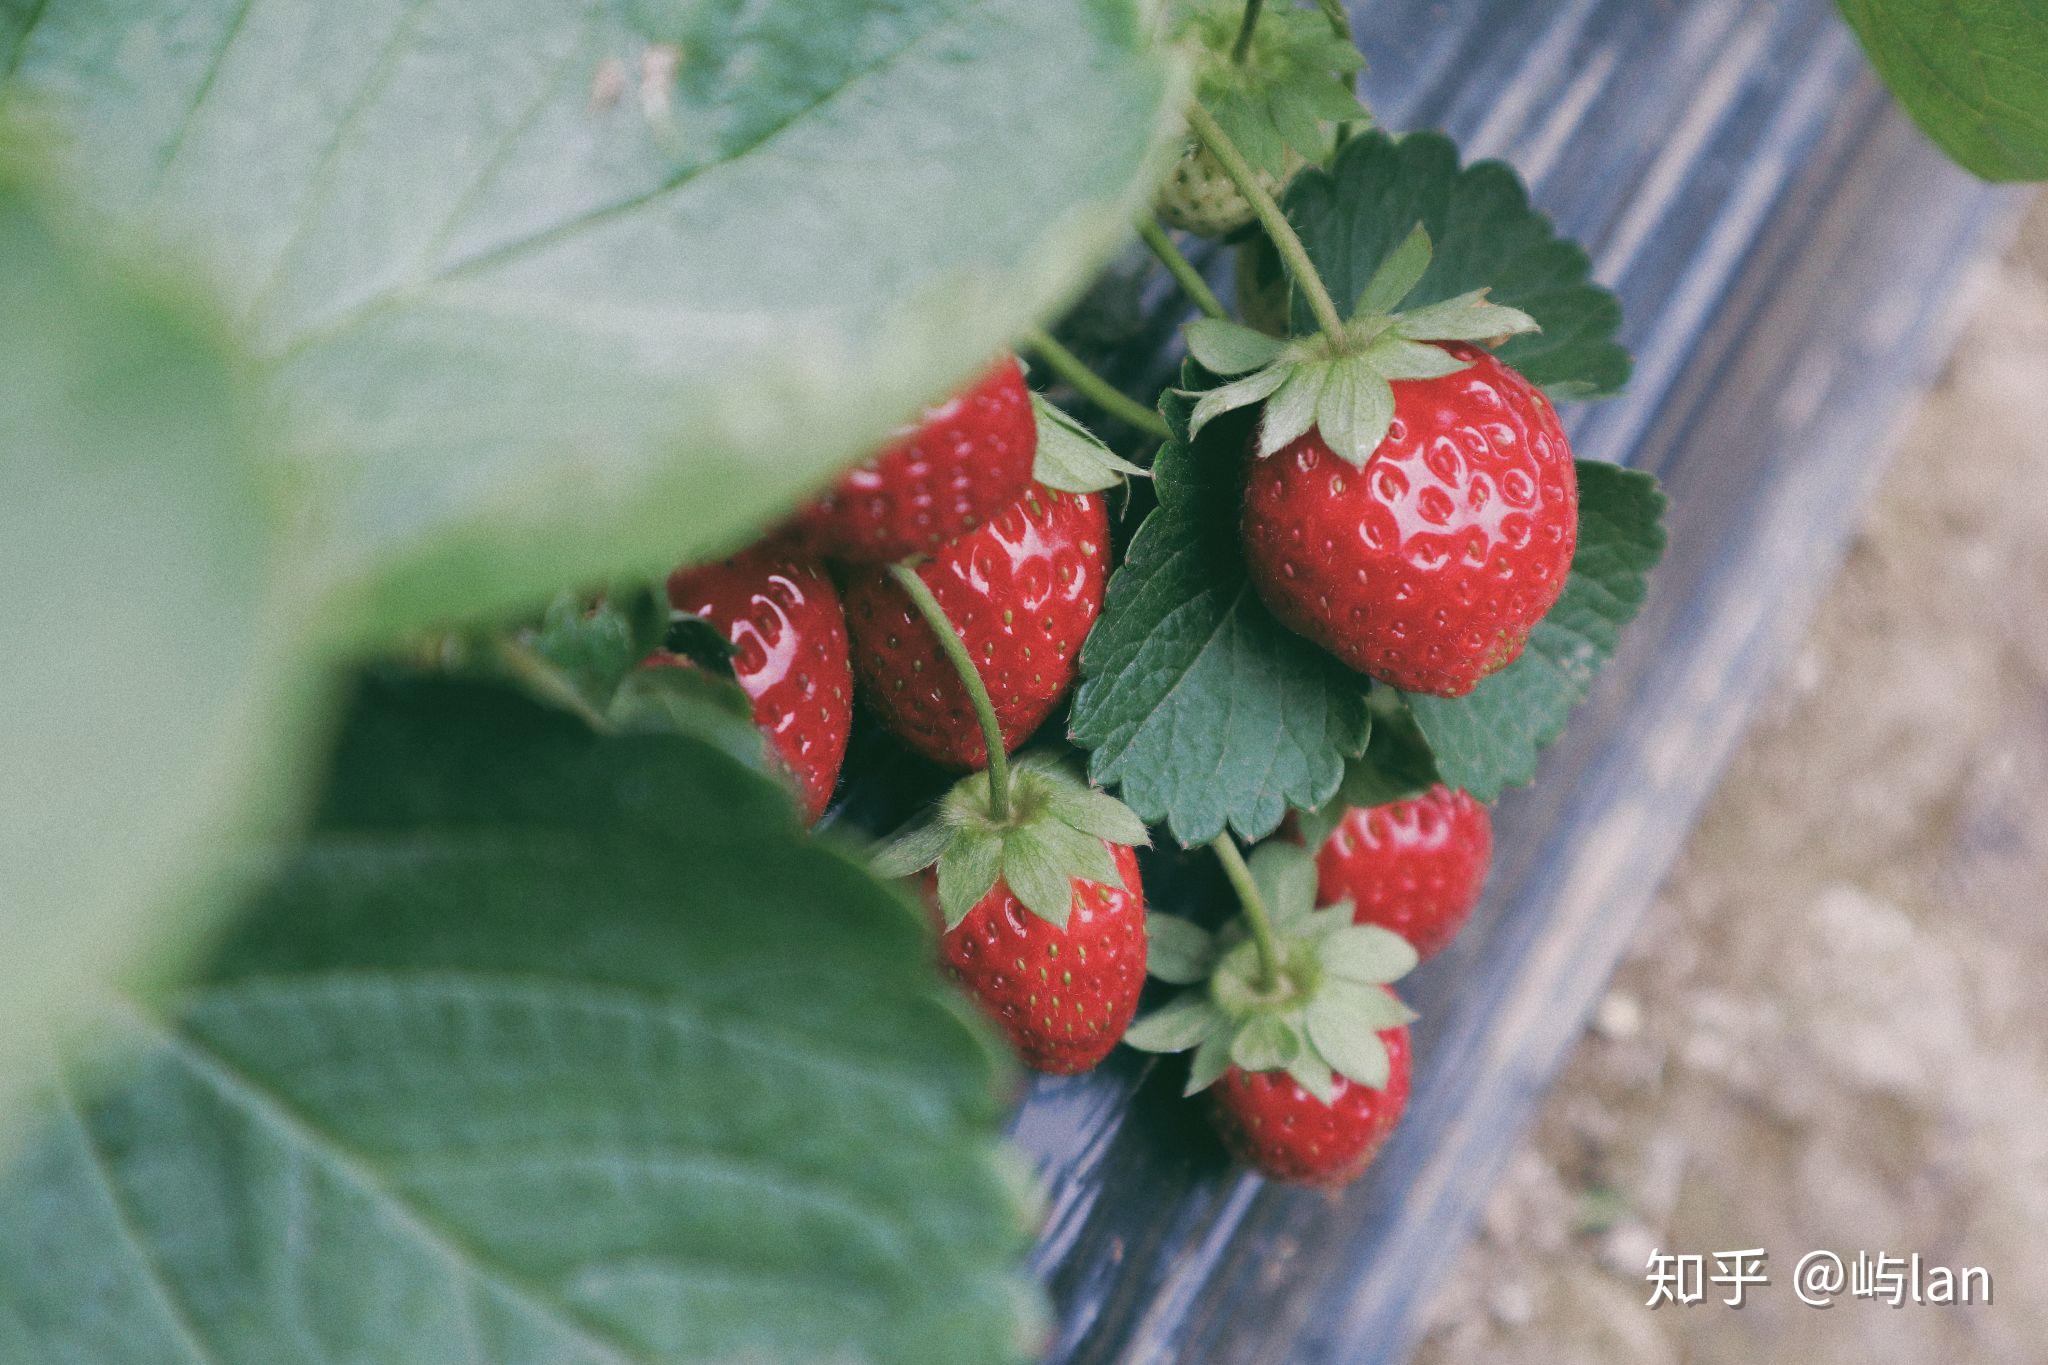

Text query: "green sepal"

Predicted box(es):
[869, 751, 1147, 932]
[1186, 1030, 1234, 1095]
[1176, 226, 1539, 468]
[1230, 1013, 1302, 1072]
[1032, 395, 1149, 493]
[529, 582, 671, 709]
[937, 829, 1005, 927]
[1123, 989, 1222, 1052]
[1146, 914, 1217, 984]
[1121, 837, 1419, 1101]
[1183, 319, 1288, 375]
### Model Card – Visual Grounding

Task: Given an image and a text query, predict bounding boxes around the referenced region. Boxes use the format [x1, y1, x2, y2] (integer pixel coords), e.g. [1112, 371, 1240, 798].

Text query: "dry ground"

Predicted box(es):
[1415, 197, 2048, 1364]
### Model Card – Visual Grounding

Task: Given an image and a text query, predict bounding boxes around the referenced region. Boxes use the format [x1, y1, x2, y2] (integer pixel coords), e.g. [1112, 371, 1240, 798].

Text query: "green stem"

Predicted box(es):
[1230, 0, 1265, 63]
[1185, 103, 1348, 348]
[887, 562, 1010, 820]
[1138, 217, 1228, 321]
[1024, 327, 1173, 440]
[1209, 833, 1283, 992]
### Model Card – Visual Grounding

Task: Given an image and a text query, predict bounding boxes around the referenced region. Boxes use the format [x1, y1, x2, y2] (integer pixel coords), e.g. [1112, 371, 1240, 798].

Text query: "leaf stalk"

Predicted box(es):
[1138, 217, 1229, 320]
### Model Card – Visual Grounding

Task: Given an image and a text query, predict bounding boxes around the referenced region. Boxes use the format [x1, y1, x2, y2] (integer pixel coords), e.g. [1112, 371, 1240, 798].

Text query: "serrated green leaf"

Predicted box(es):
[1353, 223, 1433, 316]
[1305, 996, 1393, 1090]
[1230, 1013, 1303, 1073]
[1405, 462, 1668, 800]
[1, 0, 1180, 637]
[1287, 132, 1630, 398]
[1071, 385, 1372, 845]
[1298, 692, 1442, 847]
[1838, 0, 2048, 182]
[0, 677, 1037, 1361]
[1186, 363, 1290, 437]
[1184, 318, 1289, 375]
[1031, 395, 1149, 494]
[939, 829, 1006, 929]
[1320, 930, 1420, 988]
[1186, 1029, 1236, 1095]
[1124, 990, 1223, 1054]
[1313, 357, 1395, 468]
[1146, 915, 1217, 985]
[1247, 843, 1319, 928]
[1256, 360, 1328, 456]
[999, 826, 1078, 929]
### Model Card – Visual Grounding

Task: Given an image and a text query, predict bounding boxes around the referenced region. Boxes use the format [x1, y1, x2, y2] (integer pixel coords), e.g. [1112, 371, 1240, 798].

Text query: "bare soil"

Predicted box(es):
[1415, 198, 2048, 1364]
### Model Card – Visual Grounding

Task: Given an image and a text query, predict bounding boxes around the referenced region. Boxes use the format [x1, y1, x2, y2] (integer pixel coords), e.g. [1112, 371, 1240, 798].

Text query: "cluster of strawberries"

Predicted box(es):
[659, 330, 1577, 1186]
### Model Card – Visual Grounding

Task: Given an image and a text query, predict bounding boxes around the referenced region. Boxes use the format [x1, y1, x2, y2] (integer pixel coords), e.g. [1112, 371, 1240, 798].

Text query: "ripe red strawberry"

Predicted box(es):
[1241, 342, 1577, 697]
[1310, 785, 1492, 959]
[843, 485, 1109, 768]
[1125, 842, 1418, 1185]
[658, 545, 852, 823]
[935, 841, 1145, 1074]
[1208, 1013, 1412, 1185]
[789, 356, 1036, 564]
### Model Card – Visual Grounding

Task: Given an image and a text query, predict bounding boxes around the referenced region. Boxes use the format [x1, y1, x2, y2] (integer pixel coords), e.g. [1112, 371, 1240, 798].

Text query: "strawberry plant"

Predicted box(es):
[3, 0, 2041, 1358]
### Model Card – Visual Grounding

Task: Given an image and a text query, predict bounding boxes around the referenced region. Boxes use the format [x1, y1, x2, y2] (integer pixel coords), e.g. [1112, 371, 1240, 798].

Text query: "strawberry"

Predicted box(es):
[843, 485, 1109, 769]
[1241, 343, 1576, 696]
[935, 840, 1145, 1073]
[1126, 842, 1419, 1188]
[1208, 1011, 1411, 1185]
[788, 356, 1036, 565]
[1310, 785, 1492, 959]
[1179, 225, 1571, 698]
[877, 753, 1152, 1075]
[658, 545, 852, 823]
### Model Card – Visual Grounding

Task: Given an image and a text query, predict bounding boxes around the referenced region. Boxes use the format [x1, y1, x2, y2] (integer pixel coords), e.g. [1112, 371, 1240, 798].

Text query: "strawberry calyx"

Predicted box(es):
[1125, 842, 1417, 1100]
[1030, 394, 1150, 494]
[1179, 224, 1540, 468]
[874, 752, 1150, 930]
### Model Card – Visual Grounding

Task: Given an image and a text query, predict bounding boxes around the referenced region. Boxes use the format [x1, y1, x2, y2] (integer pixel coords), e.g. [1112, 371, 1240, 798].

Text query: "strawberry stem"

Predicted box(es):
[1024, 327, 1174, 440]
[886, 562, 1011, 820]
[1230, 0, 1264, 63]
[1209, 833, 1284, 993]
[1185, 103, 1348, 348]
[1137, 217, 1229, 321]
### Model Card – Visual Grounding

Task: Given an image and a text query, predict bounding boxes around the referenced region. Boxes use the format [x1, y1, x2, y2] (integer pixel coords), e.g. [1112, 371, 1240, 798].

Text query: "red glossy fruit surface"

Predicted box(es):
[661, 546, 852, 824]
[935, 842, 1146, 1074]
[1208, 1009, 1412, 1186]
[1241, 343, 1577, 697]
[789, 356, 1036, 564]
[844, 485, 1109, 769]
[1311, 785, 1492, 959]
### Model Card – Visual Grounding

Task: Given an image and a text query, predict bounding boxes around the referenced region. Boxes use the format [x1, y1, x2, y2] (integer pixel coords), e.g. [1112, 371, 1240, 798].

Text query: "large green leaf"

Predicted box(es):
[0, 177, 320, 1103]
[1286, 131, 1630, 399]
[1, 0, 1180, 634]
[1069, 378, 1372, 846]
[1838, 0, 2048, 182]
[0, 677, 1035, 1363]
